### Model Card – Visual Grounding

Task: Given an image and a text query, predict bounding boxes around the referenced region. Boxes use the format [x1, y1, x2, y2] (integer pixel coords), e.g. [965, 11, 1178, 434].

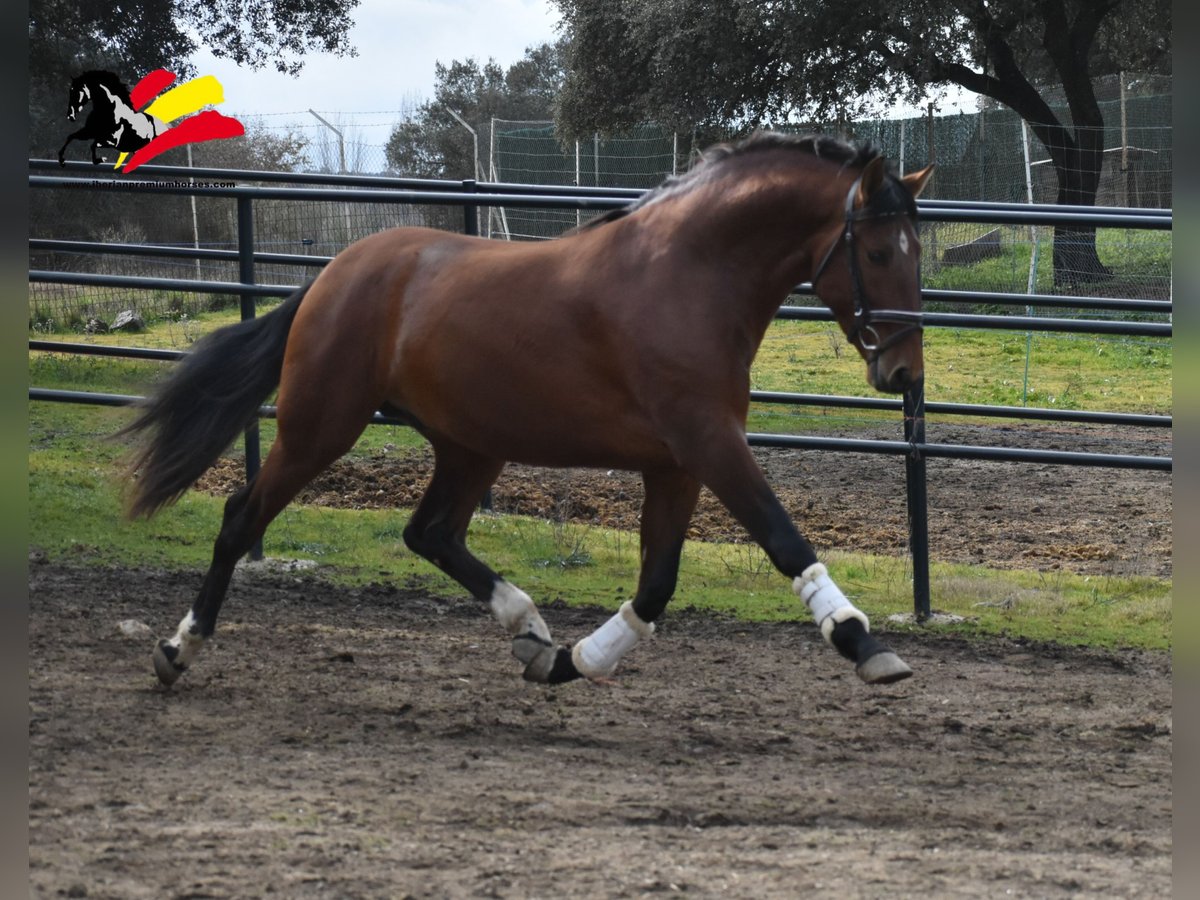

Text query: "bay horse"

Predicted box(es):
[57, 71, 166, 167]
[123, 132, 933, 690]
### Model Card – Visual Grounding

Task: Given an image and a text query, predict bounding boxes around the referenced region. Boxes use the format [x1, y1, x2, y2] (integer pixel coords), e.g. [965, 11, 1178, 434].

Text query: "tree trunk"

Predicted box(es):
[1050, 126, 1112, 290]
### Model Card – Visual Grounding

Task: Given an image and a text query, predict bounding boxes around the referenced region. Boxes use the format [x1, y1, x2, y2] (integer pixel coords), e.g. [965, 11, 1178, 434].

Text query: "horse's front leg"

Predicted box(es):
[402, 440, 580, 684]
[569, 467, 700, 681]
[57, 128, 92, 166]
[677, 424, 912, 684]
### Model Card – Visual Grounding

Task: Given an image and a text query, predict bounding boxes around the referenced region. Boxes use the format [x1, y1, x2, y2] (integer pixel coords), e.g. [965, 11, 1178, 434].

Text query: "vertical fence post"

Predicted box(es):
[1021, 120, 1038, 406]
[903, 383, 931, 619]
[462, 178, 479, 238]
[237, 194, 264, 560]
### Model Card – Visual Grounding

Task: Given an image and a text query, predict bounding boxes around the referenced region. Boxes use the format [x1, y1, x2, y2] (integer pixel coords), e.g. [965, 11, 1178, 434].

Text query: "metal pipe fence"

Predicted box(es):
[28, 162, 1172, 616]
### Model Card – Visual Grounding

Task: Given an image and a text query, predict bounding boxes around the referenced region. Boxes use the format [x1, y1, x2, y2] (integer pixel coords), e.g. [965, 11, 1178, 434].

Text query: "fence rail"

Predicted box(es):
[28, 162, 1173, 617]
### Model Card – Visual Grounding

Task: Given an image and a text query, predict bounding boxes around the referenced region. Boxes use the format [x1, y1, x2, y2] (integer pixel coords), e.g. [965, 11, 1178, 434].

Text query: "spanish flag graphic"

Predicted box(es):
[116, 68, 244, 173]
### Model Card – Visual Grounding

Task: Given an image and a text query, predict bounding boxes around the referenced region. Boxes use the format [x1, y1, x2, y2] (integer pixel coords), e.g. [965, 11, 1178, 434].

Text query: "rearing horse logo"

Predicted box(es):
[58, 69, 245, 174]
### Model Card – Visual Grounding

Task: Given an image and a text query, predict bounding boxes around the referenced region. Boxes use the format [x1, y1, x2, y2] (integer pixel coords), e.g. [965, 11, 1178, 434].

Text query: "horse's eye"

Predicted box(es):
[867, 249, 890, 265]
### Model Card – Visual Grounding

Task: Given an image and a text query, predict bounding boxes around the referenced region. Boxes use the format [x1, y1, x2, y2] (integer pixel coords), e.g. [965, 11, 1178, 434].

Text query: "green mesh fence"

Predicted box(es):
[488, 121, 678, 240]
[30, 86, 1172, 335]
[847, 93, 1171, 301]
[851, 93, 1171, 208]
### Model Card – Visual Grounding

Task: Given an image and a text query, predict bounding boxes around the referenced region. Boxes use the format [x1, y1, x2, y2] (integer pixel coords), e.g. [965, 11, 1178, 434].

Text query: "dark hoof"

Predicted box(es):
[857, 651, 913, 685]
[541, 647, 582, 685]
[152, 640, 186, 687]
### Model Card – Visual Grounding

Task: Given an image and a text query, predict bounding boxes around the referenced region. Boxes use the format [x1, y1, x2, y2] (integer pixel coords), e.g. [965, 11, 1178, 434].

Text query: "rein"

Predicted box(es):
[811, 174, 924, 357]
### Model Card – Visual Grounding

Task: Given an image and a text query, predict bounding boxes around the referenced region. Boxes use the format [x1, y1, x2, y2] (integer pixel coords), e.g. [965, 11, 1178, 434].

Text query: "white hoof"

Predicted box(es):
[856, 651, 913, 685]
[512, 632, 557, 683]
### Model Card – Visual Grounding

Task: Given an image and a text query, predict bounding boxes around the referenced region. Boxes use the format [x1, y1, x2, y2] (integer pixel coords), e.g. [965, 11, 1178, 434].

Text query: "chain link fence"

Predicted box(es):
[28, 179, 459, 333]
[29, 76, 1171, 334]
[846, 75, 1171, 302]
[484, 120, 678, 239]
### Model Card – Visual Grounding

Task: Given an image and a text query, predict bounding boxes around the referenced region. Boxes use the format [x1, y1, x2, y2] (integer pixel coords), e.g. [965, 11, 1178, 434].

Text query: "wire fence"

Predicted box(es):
[850, 93, 1171, 208]
[26, 172, 1172, 614]
[28, 173, 465, 331]
[485, 121, 678, 239]
[844, 81, 1172, 303]
[29, 75, 1172, 331]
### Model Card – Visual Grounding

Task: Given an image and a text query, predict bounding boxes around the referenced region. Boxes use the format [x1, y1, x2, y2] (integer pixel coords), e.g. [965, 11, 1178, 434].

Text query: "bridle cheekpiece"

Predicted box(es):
[810, 173, 924, 358]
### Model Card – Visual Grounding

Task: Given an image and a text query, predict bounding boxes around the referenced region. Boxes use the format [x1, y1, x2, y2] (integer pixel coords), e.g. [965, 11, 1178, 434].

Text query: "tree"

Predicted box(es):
[385, 42, 565, 179]
[185, 119, 310, 173]
[29, 0, 359, 157]
[28, 1, 349, 253]
[553, 0, 1171, 288]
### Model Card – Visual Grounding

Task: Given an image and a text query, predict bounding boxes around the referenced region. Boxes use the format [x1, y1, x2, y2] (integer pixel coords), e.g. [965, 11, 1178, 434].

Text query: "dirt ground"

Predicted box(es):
[200, 420, 1172, 578]
[30, 421, 1172, 898]
[28, 561, 1171, 898]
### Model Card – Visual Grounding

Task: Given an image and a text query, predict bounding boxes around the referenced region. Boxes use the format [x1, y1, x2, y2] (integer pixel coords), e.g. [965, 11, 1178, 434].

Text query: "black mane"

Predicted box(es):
[578, 132, 887, 231]
[72, 70, 134, 106]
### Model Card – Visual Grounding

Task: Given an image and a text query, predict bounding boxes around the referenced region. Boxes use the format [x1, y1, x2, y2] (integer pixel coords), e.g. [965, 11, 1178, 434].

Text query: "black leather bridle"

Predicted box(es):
[810, 174, 924, 357]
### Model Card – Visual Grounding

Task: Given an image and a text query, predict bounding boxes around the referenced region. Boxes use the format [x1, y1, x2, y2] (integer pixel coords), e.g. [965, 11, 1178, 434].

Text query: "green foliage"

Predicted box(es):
[552, 1, 1170, 286]
[553, 1, 1169, 134]
[29, 0, 360, 158]
[385, 42, 567, 179]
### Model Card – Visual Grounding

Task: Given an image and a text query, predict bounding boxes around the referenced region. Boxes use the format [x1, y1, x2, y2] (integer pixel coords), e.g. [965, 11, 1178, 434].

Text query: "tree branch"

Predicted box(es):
[1036, 0, 1112, 129]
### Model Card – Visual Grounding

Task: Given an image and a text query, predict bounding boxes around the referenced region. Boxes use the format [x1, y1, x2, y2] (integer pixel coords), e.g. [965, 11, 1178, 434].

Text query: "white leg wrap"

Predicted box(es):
[166, 611, 205, 668]
[571, 601, 654, 679]
[490, 581, 558, 681]
[489, 580, 551, 641]
[793, 563, 870, 645]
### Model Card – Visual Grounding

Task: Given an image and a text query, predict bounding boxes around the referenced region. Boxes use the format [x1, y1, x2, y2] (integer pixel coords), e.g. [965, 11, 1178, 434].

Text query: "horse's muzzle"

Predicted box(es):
[868, 355, 922, 394]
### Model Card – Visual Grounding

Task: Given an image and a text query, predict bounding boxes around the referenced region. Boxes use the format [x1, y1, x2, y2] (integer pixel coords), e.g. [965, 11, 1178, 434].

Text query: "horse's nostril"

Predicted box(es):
[892, 366, 910, 389]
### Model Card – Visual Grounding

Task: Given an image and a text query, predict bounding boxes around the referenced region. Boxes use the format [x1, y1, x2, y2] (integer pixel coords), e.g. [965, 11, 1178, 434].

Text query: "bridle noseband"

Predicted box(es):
[810, 174, 924, 357]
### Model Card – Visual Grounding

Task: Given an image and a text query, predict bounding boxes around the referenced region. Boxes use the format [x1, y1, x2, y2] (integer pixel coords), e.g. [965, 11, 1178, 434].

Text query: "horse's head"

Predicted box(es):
[812, 156, 934, 394]
[66, 76, 92, 121]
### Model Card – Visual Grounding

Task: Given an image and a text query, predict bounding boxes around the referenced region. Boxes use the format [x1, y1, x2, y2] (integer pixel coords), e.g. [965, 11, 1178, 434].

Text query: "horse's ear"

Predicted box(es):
[901, 164, 935, 198]
[854, 156, 888, 207]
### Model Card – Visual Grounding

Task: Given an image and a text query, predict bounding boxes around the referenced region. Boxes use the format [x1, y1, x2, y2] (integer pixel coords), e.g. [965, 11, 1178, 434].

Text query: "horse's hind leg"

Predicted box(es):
[153, 415, 371, 686]
[570, 467, 700, 680]
[402, 441, 577, 684]
[153, 478, 262, 684]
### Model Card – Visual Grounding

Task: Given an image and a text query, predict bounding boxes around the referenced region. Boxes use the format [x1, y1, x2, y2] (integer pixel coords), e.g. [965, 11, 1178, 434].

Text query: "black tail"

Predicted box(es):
[122, 283, 311, 518]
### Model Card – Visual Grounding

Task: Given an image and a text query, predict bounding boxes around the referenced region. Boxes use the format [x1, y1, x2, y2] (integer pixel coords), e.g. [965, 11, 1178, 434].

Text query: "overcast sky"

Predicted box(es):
[188, 0, 562, 148]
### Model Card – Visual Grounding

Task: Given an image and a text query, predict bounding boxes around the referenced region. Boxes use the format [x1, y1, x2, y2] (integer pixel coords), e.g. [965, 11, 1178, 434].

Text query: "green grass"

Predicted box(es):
[28, 268, 1172, 652]
[921, 225, 1171, 298]
[29, 402, 1171, 652]
[28, 285, 245, 334]
[745, 318, 1169, 435]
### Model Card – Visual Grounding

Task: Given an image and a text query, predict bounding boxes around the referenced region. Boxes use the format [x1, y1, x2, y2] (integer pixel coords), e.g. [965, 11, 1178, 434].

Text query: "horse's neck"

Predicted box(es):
[90, 84, 123, 113]
[611, 169, 840, 365]
[674, 165, 842, 298]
